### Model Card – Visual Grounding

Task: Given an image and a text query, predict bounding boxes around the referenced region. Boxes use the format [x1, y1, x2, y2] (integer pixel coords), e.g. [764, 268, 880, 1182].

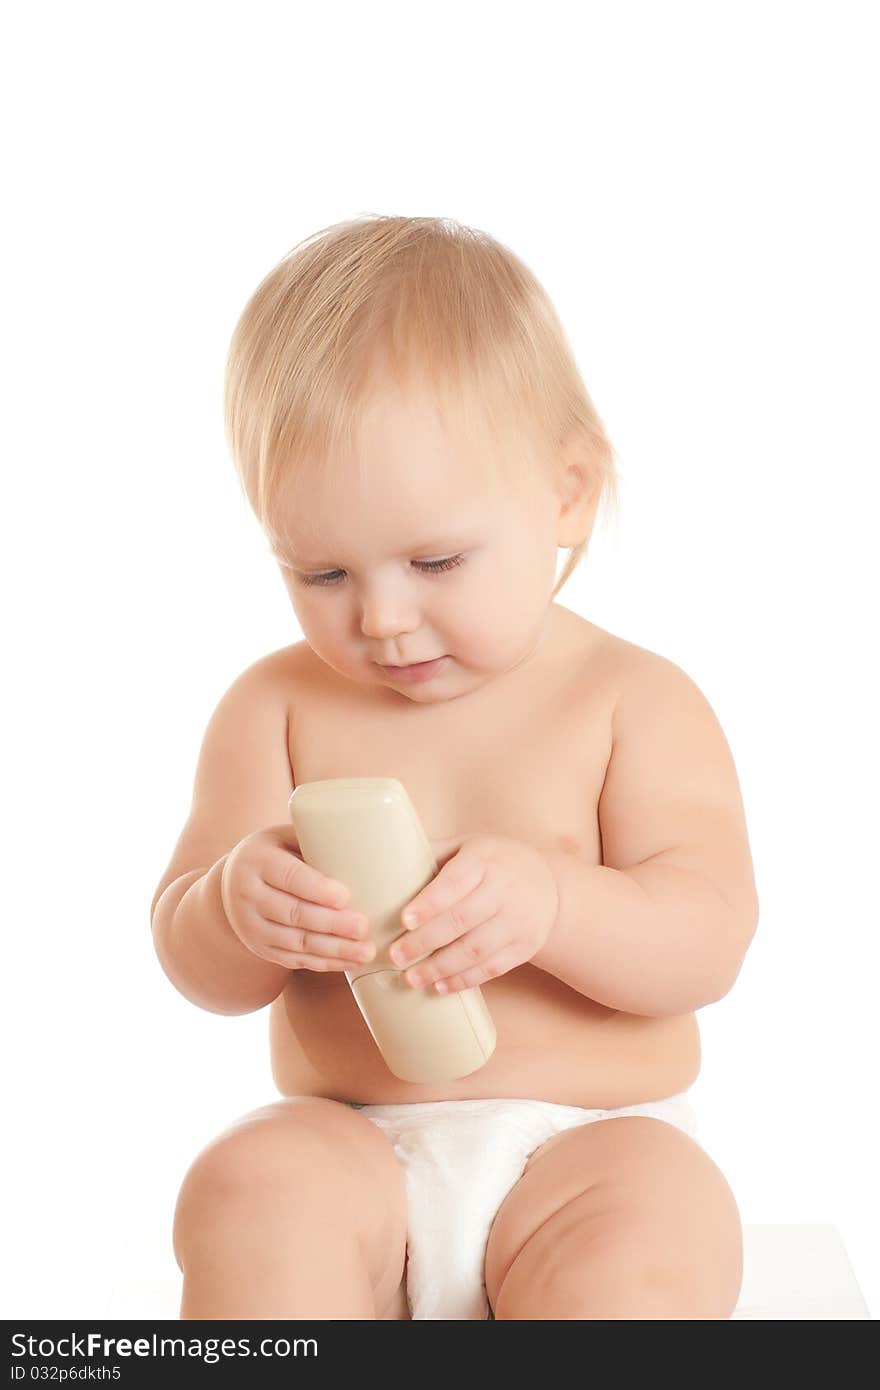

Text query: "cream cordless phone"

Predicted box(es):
[288, 777, 497, 1083]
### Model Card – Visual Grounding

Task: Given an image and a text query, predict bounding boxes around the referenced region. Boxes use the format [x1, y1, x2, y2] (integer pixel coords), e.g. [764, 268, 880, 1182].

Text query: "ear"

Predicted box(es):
[556, 433, 600, 548]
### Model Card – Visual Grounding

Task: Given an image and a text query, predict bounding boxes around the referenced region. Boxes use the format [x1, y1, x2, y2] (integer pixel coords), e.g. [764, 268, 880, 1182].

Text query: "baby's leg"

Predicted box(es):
[484, 1116, 742, 1319]
[172, 1096, 409, 1319]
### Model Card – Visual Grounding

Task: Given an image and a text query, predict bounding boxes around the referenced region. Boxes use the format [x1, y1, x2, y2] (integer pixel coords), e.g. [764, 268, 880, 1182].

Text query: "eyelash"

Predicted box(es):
[297, 554, 467, 588]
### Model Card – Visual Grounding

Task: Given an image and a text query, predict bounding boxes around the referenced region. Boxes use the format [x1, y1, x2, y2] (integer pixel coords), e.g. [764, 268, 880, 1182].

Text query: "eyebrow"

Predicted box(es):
[272, 536, 473, 569]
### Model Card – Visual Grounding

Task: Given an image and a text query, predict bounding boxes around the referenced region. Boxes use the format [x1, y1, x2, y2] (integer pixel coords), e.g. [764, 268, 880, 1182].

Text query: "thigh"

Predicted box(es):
[484, 1115, 742, 1319]
[172, 1096, 409, 1318]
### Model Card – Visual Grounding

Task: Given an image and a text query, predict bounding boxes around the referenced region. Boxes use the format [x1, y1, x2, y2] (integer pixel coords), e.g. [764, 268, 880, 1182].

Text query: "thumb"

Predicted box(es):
[429, 834, 467, 869]
[266, 822, 303, 853]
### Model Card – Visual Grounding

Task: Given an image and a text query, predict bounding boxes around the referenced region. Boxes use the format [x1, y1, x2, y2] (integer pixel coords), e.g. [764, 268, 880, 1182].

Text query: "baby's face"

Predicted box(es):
[270, 377, 566, 704]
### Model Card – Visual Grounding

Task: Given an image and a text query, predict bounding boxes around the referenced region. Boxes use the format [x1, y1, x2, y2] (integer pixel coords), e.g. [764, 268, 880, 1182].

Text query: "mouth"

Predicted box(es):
[379, 656, 449, 683]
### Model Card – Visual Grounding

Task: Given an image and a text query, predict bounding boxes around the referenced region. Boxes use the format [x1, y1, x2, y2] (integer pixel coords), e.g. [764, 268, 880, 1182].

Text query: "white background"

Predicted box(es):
[3, 1, 877, 1320]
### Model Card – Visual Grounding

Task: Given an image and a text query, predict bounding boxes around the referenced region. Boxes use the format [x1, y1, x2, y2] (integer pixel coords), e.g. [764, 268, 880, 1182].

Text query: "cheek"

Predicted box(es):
[285, 591, 344, 649]
[486, 562, 552, 642]
[450, 576, 531, 650]
[303, 604, 348, 646]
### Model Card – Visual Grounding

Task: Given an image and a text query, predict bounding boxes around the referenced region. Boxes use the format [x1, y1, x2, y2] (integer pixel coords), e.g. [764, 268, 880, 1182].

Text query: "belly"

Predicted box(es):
[268, 964, 702, 1107]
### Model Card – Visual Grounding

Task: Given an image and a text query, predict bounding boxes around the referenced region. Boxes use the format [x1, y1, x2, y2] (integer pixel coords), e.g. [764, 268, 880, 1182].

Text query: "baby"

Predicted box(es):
[151, 215, 759, 1321]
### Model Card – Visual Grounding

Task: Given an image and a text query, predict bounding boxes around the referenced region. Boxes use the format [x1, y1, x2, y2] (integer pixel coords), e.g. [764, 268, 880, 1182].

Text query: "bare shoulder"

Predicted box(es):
[603, 633, 727, 741]
[555, 604, 714, 720]
[200, 641, 308, 737]
[248, 638, 311, 681]
[259, 638, 330, 689]
[588, 624, 759, 926]
[149, 641, 310, 916]
[239, 639, 320, 711]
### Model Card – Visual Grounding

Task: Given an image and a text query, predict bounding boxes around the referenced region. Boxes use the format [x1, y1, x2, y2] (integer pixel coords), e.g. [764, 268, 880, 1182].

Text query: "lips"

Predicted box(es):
[379, 655, 449, 683]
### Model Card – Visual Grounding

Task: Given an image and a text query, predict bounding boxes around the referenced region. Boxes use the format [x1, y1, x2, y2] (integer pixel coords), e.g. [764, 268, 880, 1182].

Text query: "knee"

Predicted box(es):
[572, 1227, 739, 1318]
[172, 1097, 399, 1268]
[498, 1221, 743, 1321]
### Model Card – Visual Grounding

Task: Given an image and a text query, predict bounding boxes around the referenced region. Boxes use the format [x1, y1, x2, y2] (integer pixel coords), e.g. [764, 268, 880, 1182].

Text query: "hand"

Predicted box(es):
[220, 825, 377, 973]
[391, 834, 560, 994]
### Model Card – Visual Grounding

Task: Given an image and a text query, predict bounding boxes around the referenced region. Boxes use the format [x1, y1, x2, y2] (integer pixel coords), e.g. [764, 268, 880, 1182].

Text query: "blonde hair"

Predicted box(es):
[223, 214, 618, 598]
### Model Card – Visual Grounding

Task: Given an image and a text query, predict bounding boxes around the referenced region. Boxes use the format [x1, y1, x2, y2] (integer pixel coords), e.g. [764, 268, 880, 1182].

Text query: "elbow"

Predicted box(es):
[663, 904, 760, 1018]
[737, 890, 760, 959]
[196, 996, 279, 1018]
[153, 950, 282, 1017]
[703, 907, 758, 1008]
[742, 879, 760, 945]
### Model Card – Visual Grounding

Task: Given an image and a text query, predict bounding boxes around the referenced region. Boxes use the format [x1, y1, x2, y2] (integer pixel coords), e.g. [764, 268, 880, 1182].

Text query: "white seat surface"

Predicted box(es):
[732, 1224, 869, 1320]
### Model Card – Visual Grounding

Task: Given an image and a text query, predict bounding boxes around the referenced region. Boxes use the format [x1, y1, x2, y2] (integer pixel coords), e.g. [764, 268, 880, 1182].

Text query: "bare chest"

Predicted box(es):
[286, 636, 614, 864]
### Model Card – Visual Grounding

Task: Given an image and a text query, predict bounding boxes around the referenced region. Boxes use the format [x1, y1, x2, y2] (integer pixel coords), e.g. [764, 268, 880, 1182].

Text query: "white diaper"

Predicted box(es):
[354, 1091, 699, 1320]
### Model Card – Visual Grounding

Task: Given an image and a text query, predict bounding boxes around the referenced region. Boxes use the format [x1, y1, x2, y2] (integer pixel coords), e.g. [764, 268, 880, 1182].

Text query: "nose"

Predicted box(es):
[357, 578, 420, 642]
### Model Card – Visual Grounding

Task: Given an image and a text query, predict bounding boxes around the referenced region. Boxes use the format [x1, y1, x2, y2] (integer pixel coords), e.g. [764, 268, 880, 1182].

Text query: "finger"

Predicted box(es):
[258, 883, 369, 942]
[398, 908, 505, 985]
[258, 942, 371, 971]
[400, 854, 480, 928]
[265, 822, 304, 853]
[391, 879, 498, 969]
[400, 852, 486, 930]
[263, 849, 351, 909]
[263, 925, 376, 964]
[420, 940, 524, 995]
[428, 835, 468, 870]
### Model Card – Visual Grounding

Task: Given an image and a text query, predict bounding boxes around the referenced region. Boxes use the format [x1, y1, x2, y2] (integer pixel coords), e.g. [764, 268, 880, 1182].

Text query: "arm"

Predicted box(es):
[152, 855, 290, 1017]
[150, 652, 296, 1016]
[531, 652, 759, 1017]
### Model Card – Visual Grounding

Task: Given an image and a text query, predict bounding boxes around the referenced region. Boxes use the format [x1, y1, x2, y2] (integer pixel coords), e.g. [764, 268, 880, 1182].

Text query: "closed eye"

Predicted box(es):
[296, 554, 467, 588]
